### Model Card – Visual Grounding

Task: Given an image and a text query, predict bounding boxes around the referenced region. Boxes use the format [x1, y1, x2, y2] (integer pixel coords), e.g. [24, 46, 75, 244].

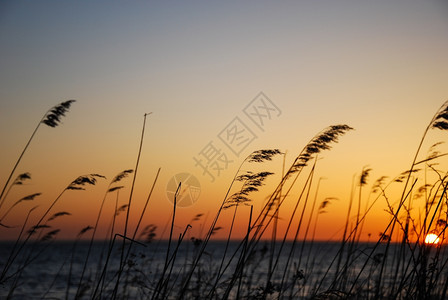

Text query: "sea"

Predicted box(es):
[0, 240, 446, 299]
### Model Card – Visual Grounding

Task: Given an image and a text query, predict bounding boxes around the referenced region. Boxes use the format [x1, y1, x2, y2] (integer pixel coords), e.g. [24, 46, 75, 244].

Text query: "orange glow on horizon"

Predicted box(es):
[0, 1, 447, 246]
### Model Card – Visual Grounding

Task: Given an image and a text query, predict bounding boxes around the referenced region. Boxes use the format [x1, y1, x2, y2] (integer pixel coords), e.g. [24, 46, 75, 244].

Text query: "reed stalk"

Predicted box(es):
[0, 100, 76, 212]
[112, 112, 151, 299]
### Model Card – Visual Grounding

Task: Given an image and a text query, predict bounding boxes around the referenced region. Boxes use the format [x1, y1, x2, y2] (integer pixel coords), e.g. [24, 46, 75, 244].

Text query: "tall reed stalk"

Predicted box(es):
[112, 112, 151, 299]
[74, 169, 133, 299]
[0, 100, 75, 212]
[0, 173, 104, 284]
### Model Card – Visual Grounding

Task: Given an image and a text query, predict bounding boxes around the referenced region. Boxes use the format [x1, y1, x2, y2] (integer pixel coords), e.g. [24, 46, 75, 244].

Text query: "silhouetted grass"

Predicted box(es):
[0, 100, 76, 212]
[1, 101, 448, 299]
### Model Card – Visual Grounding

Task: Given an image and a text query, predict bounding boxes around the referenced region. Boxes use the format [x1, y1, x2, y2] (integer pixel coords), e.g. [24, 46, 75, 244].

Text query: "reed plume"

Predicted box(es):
[27, 224, 51, 235]
[0, 192, 41, 222]
[116, 204, 128, 216]
[0, 100, 76, 209]
[12, 173, 32, 184]
[41, 100, 76, 128]
[47, 211, 71, 221]
[224, 171, 274, 209]
[0, 173, 32, 213]
[41, 229, 60, 242]
[431, 101, 448, 130]
[139, 224, 157, 243]
[108, 186, 124, 193]
[247, 149, 282, 162]
[78, 226, 94, 237]
[288, 125, 353, 177]
[67, 174, 106, 190]
[110, 169, 134, 185]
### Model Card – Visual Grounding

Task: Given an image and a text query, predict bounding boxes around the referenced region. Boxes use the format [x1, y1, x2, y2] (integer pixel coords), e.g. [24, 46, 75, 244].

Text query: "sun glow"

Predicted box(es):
[424, 233, 440, 245]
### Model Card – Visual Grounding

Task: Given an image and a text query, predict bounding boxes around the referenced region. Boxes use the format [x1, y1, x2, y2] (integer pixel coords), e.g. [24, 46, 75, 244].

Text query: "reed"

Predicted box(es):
[0, 173, 104, 286]
[3, 101, 448, 299]
[112, 112, 152, 299]
[74, 169, 134, 299]
[0, 100, 76, 212]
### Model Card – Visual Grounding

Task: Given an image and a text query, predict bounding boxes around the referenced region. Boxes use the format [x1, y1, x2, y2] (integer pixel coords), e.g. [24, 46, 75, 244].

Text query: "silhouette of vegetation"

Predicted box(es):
[0, 100, 76, 213]
[1, 101, 448, 299]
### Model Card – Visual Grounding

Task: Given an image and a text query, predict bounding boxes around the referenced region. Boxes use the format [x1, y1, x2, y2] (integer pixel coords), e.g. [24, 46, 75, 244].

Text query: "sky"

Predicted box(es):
[1, 1, 448, 242]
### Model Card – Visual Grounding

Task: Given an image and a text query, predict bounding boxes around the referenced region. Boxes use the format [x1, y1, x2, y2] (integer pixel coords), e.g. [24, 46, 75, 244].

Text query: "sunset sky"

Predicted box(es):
[1, 1, 448, 242]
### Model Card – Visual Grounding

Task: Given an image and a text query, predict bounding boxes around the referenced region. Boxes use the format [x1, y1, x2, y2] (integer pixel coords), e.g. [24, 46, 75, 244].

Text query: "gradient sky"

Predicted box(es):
[1, 1, 448, 241]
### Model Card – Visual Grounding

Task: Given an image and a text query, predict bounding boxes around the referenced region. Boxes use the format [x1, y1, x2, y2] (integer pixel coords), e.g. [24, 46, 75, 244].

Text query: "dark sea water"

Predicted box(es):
[0, 240, 447, 299]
